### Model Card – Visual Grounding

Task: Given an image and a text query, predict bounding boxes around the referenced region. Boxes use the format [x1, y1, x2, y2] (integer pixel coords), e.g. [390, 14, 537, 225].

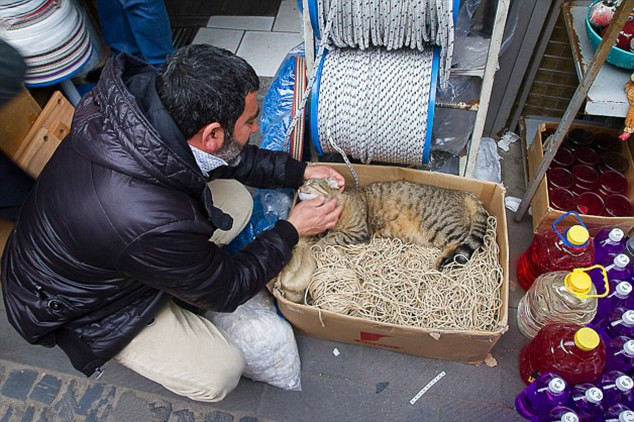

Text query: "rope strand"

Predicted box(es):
[318, 47, 433, 167]
[315, 0, 454, 87]
[302, 216, 504, 332]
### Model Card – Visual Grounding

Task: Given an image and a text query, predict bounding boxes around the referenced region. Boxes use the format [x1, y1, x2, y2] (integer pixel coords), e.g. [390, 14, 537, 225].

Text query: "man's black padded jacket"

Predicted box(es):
[1, 54, 306, 376]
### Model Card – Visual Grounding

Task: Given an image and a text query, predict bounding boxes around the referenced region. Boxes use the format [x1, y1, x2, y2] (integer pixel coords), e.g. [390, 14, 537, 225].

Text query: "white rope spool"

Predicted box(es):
[1, 0, 93, 86]
[312, 0, 454, 88]
[315, 46, 434, 167]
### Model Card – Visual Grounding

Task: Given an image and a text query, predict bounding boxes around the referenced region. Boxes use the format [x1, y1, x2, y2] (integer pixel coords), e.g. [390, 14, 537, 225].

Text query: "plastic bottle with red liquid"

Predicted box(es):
[604, 336, 634, 373]
[597, 370, 634, 407]
[520, 323, 606, 386]
[517, 212, 595, 291]
[604, 404, 634, 422]
[515, 373, 571, 419]
[529, 406, 580, 422]
[594, 228, 626, 267]
[569, 383, 605, 421]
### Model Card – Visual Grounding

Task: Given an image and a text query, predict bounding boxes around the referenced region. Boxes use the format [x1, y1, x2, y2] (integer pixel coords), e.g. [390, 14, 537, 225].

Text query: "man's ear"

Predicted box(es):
[200, 122, 225, 154]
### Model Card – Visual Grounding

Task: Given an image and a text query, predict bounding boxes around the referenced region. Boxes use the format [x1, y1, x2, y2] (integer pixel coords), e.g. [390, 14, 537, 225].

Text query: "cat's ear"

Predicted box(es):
[327, 178, 340, 189]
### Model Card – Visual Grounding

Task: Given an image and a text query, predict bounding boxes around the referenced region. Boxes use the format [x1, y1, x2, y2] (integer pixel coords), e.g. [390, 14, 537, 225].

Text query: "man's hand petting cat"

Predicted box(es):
[287, 196, 343, 236]
[303, 165, 345, 191]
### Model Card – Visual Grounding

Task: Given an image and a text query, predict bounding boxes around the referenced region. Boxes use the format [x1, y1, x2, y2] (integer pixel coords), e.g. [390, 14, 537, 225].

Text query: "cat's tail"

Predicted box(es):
[436, 195, 489, 270]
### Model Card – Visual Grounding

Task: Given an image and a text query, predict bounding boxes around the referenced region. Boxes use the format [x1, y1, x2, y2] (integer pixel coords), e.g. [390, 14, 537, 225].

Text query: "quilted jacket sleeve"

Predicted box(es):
[114, 218, 299, 312]
[221, 144, 307, 189]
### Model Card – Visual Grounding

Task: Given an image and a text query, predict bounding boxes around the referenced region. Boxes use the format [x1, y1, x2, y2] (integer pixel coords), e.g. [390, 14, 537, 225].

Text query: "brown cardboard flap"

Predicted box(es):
[271, 163, 509, 364]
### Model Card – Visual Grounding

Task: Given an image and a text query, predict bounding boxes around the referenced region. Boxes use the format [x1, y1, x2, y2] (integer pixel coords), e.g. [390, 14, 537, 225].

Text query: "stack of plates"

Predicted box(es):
[0, 0, 93, 87]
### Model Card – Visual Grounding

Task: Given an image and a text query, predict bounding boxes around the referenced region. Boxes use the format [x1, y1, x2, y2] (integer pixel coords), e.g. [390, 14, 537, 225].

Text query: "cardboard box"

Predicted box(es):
[270, 163, 509, 364]
[527, 122, 634, 235]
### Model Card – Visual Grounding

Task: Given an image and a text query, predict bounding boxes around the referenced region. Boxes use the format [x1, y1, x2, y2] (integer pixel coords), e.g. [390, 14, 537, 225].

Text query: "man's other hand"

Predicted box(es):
[287, 197, 343, 237]
[303, 165, 345, 191]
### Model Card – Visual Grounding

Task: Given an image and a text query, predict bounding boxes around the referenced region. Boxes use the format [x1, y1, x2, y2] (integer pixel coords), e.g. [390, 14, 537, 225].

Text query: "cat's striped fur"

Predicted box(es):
[299, 178, 490, 269]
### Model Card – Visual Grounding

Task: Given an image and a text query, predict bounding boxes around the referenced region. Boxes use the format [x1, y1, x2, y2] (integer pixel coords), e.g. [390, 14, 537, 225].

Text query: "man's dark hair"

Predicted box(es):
[156, 44, 259, 139]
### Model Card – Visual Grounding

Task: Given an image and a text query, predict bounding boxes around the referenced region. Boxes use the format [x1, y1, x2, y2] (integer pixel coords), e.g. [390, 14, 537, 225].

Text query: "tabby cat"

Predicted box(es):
[298, 178, 490, 268]
[276, 178, 491, 303]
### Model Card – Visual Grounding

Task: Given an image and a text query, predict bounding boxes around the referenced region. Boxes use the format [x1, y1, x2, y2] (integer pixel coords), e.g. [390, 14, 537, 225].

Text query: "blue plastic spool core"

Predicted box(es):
[423, 48, 440, 164]
[551, 210, 589, 248]
[309, 47, 327, 155]
[307, 0, 321, 40]
[25, 50, 93, 88]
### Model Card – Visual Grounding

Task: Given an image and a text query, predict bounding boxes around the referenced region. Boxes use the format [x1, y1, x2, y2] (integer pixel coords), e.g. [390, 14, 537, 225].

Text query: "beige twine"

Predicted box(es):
[304, 216, 504, 332]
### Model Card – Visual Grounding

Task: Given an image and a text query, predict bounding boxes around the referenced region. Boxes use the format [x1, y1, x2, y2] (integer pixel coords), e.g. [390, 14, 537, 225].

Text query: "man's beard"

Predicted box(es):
[214, 132, 244, 166]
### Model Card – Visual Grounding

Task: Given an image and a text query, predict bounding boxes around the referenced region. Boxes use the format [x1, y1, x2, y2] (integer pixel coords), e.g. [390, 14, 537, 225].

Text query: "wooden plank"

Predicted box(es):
[13, 91, 74, 178]
[303, 0, 315, 73]
[464, 0, 511, 178]
[0, 89, 42, 158]
[0, 219, 14, 262]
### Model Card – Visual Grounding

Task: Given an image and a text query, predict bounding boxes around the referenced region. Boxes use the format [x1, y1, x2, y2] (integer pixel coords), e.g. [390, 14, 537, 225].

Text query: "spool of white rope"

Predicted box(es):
[314, 0, 454, 88]
[316, 47, 433, 167]
[1, 0, 93, 86]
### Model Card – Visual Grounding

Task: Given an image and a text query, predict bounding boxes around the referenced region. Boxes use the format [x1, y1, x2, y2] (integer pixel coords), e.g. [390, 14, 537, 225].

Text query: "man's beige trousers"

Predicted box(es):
[114, 180, 254, 402]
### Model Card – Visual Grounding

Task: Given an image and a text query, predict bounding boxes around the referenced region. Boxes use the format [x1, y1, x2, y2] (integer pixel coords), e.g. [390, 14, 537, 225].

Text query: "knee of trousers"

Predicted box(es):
[193, 344, 246, 403]
[231, 183, 254, 231]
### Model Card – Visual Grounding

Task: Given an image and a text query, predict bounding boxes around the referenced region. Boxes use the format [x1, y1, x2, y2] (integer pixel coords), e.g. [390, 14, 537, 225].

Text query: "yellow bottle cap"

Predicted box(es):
[564, 271, 593, 294]
[566, 225, 589, 246]
[574, 327, 600, 351]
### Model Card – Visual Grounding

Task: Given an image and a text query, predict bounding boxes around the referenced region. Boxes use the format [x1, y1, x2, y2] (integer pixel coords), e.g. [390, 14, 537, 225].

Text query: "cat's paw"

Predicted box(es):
[436, 244, 470, 270]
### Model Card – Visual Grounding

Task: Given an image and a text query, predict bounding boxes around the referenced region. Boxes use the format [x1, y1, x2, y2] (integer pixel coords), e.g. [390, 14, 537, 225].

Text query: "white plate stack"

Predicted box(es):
[0, 0, 93, 87]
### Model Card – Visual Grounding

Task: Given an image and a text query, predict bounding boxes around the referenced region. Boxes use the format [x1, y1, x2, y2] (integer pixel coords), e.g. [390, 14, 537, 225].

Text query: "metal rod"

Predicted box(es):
[464, 0, 511, 178]
[514, 0, 634, 222]
[436, 100, 480, 111]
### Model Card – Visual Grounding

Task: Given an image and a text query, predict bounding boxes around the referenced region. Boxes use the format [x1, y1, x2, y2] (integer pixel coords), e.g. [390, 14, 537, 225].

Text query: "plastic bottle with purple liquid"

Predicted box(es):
[594, 281, 634, 324]
[606, 255, 632, 288]
[569, 383, 605, 420]
[594, 228, 626, 267]
[530, 405, 580, 422]
[604, 404, 634, 422]
[590, 255, 630, 300]
[597, 370, 634, 407]
[601, 308, 634, 341]
[624, 237, 634, 269]
[605, 336, 634, 374]
[516, 373, 571, 418]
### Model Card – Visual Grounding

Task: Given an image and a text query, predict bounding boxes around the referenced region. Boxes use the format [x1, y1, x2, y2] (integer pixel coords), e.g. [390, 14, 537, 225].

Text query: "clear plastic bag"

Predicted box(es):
[431, 76, 480, 155]
[474, 137, 502, 183]
[208, 290, 302, 391]
[223, 188, 294, 256]
[452, 0, 520, 72]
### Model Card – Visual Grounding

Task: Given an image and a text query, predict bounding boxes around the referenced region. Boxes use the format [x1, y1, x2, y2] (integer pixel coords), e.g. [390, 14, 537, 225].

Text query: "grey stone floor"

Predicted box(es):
[0, 78, 533, 421]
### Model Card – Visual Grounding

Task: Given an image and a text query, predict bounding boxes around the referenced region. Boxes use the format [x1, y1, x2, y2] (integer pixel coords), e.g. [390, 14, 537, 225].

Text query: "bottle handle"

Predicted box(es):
[564, 265, 610, 299]
[551, 211, 588, 248]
